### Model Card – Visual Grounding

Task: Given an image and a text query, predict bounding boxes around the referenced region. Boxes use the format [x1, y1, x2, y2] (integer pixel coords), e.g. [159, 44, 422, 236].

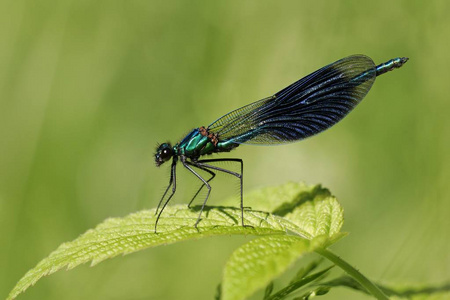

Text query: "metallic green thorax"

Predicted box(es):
[175, 127, 238, 159]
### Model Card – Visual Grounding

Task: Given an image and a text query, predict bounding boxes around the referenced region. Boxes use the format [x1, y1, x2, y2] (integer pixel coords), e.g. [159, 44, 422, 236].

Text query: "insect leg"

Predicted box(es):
[183, 161, 212, 228]
[188, 167, 216, 208]
[195, 158, 249, 227]
[154, 159, 177, 233]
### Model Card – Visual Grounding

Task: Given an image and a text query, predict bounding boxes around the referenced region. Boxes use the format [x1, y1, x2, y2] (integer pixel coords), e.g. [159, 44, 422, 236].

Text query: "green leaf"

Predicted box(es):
[284, 195, 344, 242]
[221, 235, 313, 300]
[232, 182, 345, 241]
[7, 205, 303, 300]
[289, 259, 325, 284]
[226, 182, 331, 215]
[315, 249, 389, 300]
[7, 182, 346, 300]
[221, 188, 346, 300]
[266, 266, 333, 300]
[263, 281, 275, 299]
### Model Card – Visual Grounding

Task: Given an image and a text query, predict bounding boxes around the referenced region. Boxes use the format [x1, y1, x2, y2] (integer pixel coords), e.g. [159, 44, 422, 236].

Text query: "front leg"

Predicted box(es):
[154, 159, 177, 233]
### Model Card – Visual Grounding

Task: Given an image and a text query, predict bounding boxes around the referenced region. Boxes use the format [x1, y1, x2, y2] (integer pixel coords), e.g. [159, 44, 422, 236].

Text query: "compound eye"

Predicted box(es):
[160, 147, 172, 160]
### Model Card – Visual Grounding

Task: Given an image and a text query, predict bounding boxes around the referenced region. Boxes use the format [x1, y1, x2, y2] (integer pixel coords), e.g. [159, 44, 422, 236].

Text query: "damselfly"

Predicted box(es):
[154, 55, 408, 232]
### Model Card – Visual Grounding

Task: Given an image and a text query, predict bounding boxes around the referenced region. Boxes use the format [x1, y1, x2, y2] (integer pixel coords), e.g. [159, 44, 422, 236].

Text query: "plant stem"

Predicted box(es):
[315, 248, 389, 300]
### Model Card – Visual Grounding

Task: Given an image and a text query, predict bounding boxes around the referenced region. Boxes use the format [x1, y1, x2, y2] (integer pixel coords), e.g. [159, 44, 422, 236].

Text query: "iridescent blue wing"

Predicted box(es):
[207, 55, 377, 145]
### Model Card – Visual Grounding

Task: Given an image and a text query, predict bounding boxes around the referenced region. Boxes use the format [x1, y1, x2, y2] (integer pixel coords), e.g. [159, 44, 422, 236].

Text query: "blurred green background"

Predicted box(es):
[1, 1, 449, 299]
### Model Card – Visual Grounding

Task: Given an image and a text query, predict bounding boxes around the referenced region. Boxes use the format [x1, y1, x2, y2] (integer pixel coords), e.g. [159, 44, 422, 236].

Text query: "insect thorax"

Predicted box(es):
[177, 127, 238, 158]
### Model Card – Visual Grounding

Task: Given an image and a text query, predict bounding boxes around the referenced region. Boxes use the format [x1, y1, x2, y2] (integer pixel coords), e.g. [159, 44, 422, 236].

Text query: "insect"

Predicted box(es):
[154, 55, 408, 232]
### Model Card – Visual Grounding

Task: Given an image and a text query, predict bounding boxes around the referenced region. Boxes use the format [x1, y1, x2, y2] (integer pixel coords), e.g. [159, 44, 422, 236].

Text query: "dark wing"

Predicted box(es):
[207, 55, 377, 145]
